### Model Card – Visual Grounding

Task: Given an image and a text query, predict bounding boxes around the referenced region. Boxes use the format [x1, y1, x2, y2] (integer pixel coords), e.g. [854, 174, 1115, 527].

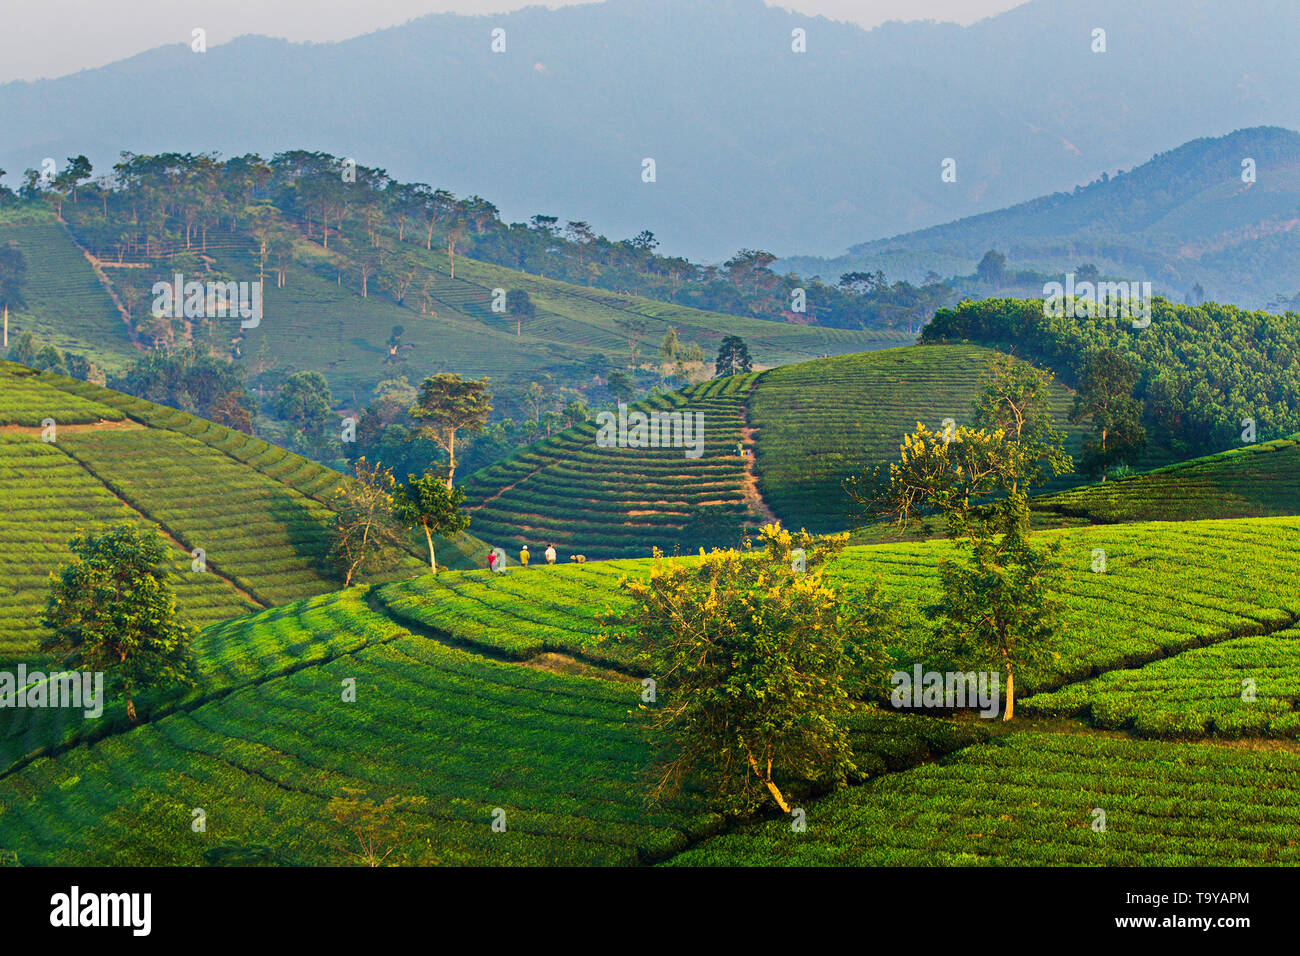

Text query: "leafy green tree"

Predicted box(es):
[505, 289, 534, 336]
[392, 471, 469, 573]
[327, 457, 404, 587]
[329, 788, 435, 867]
[603, 525, 891, 814]
[409, 374, 492, 487]
[1068, 348, 1146, 480]
[867, 422, 1063, 719]
[604, 369, 634, 403]
[40, 525, 197, 723]
[975, 249, 1007, 285]
[275, 370, 333, 434]
[715, 335, 752, 376]
[0, 241, 25, 349]
[32, 345, 68, 375]
[7, 331, 36, 366]
[972, 354, 1073, 493]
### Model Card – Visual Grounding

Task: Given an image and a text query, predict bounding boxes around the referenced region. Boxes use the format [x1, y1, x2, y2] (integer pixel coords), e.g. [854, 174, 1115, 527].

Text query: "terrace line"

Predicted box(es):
[594, 403, 705, 459]
[890, 664, 1000, 718]
[0, 665, 103, 718]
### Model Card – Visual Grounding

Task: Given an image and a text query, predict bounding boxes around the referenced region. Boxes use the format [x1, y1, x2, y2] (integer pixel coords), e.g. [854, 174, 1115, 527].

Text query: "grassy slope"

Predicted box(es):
[4, 513, 1300, 865]
[0, 361, 486, 665]
[1029, 436, 1300, 526]
[460, 373, 762, 560]
[0, 211, 136, 374]
[748, 344, 1089, 533]
[459, 344, 1090, 555]
[91, 232, 903, 401]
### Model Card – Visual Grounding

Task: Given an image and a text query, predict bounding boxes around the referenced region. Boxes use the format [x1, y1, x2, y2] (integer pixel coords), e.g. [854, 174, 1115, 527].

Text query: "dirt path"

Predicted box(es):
[738, 407, 779, 526]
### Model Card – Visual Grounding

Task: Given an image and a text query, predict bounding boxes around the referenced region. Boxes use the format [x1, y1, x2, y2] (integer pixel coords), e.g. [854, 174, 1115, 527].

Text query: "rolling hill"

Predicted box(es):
[784, 126, 1300, 309]
[5, 204, 903, 403]
[1029, 435, 1300, 526]
[4, 513, 1300, 865]
[460, 343, 1091, 557]
[0, 360, 486, 667]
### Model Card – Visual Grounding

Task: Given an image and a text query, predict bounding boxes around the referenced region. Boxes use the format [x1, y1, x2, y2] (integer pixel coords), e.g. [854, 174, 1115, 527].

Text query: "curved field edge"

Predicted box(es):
[663, 731, 1300, 866]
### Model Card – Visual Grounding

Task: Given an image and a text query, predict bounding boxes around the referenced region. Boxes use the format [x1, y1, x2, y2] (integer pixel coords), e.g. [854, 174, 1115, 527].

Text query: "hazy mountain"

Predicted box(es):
[782, 126, 1300, 308]
[0, 0, 1296, 261]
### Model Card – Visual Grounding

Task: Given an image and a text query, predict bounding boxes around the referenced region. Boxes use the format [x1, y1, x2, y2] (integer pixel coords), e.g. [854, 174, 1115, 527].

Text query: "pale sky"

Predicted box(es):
[0, 0, 1025, 84]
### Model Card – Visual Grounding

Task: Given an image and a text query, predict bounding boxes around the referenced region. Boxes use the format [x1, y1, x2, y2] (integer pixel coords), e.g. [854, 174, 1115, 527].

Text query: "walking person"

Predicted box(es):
[487, 550, 499, 572]
[545, 543, 557, 565]
[519, 545, 530, 568]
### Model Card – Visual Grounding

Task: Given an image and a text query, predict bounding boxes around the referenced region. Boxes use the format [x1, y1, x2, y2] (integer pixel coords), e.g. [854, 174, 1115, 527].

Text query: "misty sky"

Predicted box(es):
[0, 0, 1025, 83]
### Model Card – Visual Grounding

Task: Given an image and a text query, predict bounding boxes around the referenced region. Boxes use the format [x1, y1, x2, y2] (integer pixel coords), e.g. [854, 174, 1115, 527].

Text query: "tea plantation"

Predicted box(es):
[0, 361, 485, 666]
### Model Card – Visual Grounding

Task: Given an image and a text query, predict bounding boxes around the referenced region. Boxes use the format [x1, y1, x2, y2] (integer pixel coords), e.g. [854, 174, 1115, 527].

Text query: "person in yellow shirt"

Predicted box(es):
[519, 545, 530, 567]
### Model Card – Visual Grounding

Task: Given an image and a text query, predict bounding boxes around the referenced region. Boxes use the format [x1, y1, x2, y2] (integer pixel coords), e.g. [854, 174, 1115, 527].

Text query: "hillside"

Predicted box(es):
[783, 126, 1300, 308]
[4, 514, 1300, 865]
[4, 201, 902, 404]
[460, 344, 1090, 556]
[0, 360, 486, 666]
[1030, 435, 1300, 526]
[0, 209, 133, 373]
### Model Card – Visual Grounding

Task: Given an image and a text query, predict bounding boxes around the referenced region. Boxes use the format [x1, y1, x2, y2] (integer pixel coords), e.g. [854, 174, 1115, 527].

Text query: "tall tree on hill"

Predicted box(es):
[1068, 348, 1146, 480]
[409, 374, 492, 488]
[55, 155, 93, 204]
[446, 220, 466, 279]
[392, 470, 470, 573]
[855, 364, 1072, 721]
[715, 335, 752, 377]
[976, 250, 1008, 286]
[0, 241, 26, 349]
[328, 458, 404, 587]
[41, 525, 197, 723]
[972, 355, 1073, 495]
[276, 370, 334, 437]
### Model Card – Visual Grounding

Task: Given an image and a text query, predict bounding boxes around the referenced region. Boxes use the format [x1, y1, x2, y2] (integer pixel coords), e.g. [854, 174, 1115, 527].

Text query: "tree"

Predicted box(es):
[0, 241, 25, 349]
[275, 370, 333, 434]
[975, 249, 1007, 285]
[605, 369, 635, 403]
[971, 355, 1073, 494]
[40, 525, 196, 723]
[505, 289, 534, 336]
[408, 374, 492, 488]
[602, 525, 891, 814]
[329, 788, 434, 867]
[861, 422, 1063, 720]
[392, 471, 470, 573]
[328, 458, 404, 587]
[1068, 348, 1146, 480]
[715, 335, 752, 376]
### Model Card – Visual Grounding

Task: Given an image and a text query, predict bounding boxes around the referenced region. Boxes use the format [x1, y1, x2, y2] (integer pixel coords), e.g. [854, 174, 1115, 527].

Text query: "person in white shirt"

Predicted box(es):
[545, 544, 557, 565]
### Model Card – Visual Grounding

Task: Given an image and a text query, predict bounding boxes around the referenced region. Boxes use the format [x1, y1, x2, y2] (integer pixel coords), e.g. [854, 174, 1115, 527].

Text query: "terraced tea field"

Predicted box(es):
[458, 344, 1097, 554]
[461, 373, 763, 560]
[0, 217, 136, 374]
[1031, 436, 1300, 526]
[1024, 629, 1300, 738]
[666, 732, 1300, 866]
[4, 508, 1300, 866]
[747, 344, 1090, 532]
[0, 361, 486, 665]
